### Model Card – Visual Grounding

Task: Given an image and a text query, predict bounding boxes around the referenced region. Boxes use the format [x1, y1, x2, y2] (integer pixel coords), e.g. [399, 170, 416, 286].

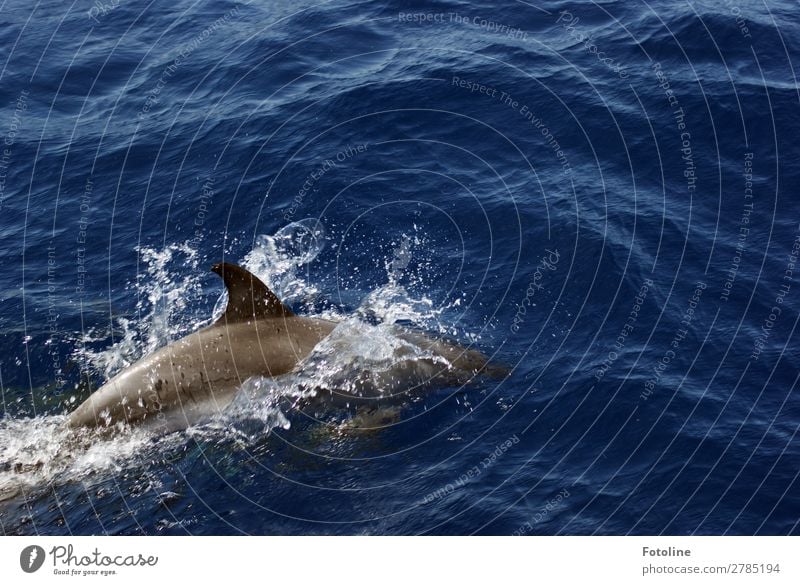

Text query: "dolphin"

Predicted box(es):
[67, 262, 501, 432]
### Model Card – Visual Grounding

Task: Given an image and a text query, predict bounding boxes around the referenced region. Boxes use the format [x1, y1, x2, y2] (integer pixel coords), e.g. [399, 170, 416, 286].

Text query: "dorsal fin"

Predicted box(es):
[211, 262, 294, 325]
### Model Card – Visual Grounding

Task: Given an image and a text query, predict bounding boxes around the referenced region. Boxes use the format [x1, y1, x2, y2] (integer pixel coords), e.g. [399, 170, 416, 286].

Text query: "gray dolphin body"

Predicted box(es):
[67, 263, 499, 431]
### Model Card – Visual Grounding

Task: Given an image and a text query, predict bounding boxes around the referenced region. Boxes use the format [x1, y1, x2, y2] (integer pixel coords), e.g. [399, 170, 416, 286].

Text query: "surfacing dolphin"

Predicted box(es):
[67, 263, 502, 432]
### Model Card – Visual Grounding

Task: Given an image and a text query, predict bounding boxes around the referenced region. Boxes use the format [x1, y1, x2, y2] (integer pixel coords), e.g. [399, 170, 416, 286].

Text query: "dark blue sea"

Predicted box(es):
[0, 0, 798, 535]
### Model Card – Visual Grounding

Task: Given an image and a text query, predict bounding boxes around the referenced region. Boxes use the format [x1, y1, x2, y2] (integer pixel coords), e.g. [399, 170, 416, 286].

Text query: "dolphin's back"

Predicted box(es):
[67, 316, 336, 429]
[67, 262, 335, 429]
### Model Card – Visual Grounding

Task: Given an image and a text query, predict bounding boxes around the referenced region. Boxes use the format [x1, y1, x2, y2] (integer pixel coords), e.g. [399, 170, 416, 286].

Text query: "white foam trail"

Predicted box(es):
[0, 415, 156, 500]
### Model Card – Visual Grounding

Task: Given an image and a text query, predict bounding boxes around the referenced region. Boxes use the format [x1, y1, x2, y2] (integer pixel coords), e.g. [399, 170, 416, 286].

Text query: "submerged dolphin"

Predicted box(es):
[67, 263, 500, 431]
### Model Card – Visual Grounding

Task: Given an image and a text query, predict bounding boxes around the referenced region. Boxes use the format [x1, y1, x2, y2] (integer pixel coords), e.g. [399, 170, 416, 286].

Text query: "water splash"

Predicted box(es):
[136, 242, 202, 351]
[203, 377, 294, 439]
[285, 319, 452, 400]
[77, 242, 204, 381]
[356, 231, 449, 333]
[244, 218, 326, 299]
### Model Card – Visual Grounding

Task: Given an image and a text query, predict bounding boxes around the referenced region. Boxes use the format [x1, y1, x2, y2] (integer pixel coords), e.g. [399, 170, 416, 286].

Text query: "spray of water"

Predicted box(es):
[77, 242, 204, 381]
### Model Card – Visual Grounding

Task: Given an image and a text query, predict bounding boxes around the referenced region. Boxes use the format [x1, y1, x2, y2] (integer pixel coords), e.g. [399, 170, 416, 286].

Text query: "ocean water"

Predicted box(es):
[0, 0, 798, 535]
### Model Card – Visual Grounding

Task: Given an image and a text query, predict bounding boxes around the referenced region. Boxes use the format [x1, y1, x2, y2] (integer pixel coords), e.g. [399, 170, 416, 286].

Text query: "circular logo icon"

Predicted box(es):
[20, 545, 46, 573]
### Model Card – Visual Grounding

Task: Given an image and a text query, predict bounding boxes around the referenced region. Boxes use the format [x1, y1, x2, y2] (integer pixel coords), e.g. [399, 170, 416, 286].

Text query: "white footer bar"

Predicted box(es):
[2, 536, 796, 584]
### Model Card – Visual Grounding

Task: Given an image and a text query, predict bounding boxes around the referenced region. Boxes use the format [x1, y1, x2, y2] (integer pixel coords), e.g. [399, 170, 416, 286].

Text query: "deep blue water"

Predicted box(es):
[0, 0, 798, 535]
